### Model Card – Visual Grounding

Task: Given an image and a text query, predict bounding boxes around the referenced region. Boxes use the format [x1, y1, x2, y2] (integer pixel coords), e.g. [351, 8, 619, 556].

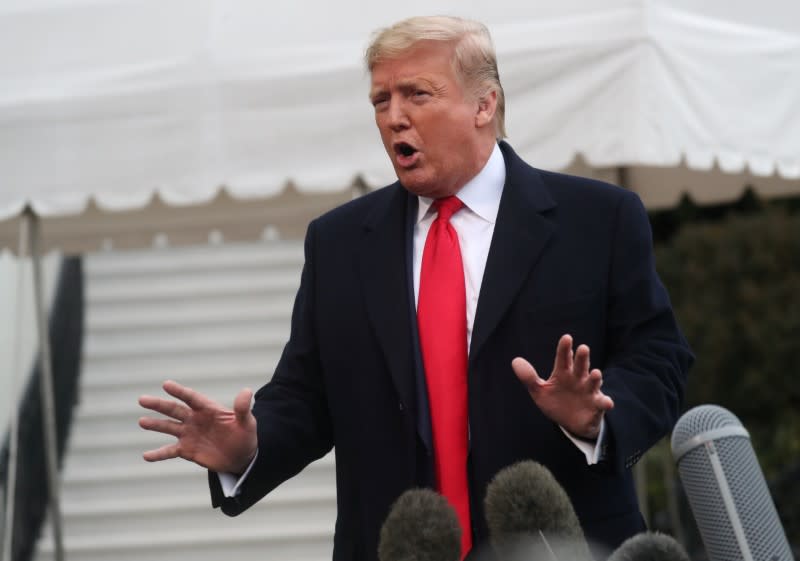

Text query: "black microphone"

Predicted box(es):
[606, 532, 690, 561]
[378, 488, 462, 561]
[671, 404, 794, 561]
[484, 460, 592, 561]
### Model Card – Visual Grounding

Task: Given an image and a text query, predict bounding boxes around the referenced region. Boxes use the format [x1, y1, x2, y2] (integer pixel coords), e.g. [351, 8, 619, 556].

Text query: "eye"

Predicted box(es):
[372, 96, 389, 111]
[413, 90, 430, 99]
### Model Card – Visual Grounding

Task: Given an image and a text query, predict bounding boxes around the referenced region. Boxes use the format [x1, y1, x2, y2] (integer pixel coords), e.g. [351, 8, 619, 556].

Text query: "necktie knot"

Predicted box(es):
[433, 196, 464, 222]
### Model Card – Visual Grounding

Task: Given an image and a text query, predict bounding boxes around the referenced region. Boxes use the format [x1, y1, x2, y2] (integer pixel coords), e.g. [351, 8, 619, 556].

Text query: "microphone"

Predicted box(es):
[484, 460, 592, 561]
[378, 488, 462, 561]
[671, 404, 794, 561]
[607, 532, 690, 561]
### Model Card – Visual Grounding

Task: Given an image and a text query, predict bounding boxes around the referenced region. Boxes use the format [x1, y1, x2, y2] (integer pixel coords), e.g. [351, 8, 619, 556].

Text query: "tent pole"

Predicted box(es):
[1, 216, 30, 561]
[27, 210, 66, 561]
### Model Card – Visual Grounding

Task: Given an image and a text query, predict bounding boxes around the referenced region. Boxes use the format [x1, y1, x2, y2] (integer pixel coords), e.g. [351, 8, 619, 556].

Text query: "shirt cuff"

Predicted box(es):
[560, 419, 606, 465]
[217, 450, 259, 498]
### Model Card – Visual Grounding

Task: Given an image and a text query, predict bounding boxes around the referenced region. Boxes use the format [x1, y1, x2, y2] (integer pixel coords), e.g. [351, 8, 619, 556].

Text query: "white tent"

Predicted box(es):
[1, 0, 799, 253]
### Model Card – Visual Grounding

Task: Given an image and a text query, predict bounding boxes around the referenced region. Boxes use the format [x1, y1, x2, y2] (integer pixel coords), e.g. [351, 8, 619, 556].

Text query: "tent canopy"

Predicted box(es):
[1, 0, 799, 252]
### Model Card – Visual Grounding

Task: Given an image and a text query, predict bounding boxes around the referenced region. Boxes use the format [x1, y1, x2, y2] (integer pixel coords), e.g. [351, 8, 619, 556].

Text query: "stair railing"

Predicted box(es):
[0, 252, 84, 561]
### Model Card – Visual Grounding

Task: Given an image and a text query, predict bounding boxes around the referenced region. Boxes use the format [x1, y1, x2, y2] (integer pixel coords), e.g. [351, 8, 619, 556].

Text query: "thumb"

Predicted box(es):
[233, 388, 254, 424]
[511, 357, 544, 392]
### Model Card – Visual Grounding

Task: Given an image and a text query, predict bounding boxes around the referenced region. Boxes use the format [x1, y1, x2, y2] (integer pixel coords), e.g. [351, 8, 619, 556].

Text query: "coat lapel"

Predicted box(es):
[357, 185, 417, 417]
[470, 143, 557, 364]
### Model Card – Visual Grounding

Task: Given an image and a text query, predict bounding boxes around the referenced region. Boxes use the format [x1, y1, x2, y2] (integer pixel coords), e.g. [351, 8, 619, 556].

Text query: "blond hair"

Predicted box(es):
[365, 16, 507, 139]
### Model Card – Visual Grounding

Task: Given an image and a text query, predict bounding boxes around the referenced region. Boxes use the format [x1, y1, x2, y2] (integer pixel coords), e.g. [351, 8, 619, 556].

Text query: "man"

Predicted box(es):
[139, 16, 693, 560]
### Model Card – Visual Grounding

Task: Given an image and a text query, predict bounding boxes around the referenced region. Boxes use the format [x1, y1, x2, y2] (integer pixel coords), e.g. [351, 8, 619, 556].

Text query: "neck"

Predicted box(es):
[448, 136, 497, 196]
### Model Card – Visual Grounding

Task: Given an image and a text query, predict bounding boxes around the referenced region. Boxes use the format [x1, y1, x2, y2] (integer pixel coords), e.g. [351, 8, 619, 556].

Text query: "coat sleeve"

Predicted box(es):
[209, 219, 334, 515]
[599, 190, 694, 474]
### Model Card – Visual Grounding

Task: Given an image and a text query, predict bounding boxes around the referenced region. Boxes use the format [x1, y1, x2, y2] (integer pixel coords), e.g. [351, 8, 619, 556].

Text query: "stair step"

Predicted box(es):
[61, 439, 170, 474]
[86, 241, 304, 278]
[40, 488, 336, 541]
[36, 527, 333, 561]
[79, 371, 274, 411]
[82, 332, 286, 362]
[61, 451, 334, 483]
[83, 318, 290, 357]
[87, 293, 294, 332]
[75, 375, 279, 419]
[57, 482, 336, 517]
[60, 455, 335, 507]
[87, 268, 301, 305]
[80, 348, 280, 387]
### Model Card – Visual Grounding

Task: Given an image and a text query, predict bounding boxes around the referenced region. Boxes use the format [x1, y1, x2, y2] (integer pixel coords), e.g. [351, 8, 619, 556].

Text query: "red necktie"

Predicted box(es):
[417, 196, 472, 557]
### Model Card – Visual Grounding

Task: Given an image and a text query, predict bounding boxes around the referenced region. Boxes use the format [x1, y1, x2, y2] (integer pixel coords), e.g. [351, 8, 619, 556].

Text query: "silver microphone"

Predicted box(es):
[671, 404, 794, 561]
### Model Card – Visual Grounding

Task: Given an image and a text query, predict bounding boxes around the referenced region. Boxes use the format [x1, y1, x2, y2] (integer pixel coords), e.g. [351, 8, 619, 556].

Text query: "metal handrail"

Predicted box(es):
[0, 254, 84, 561]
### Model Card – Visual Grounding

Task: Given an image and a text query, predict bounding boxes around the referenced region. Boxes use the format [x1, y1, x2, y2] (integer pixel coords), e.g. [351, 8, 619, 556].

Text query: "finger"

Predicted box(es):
[598, 393, 615, 411]
[591, 375, 614, 411]
[162, 380, 211, 411]
[138, 395, 190, 422]
[574, 344, 591, 378]
[588, 368, 603, 392]
[587, 368, 613, 410]
[142, 442, 181, 462]
[233, 388, 254, 423]
[511, 357, 545, 391]
[139, 416, 182, 438]
[553, 334, 573, 373]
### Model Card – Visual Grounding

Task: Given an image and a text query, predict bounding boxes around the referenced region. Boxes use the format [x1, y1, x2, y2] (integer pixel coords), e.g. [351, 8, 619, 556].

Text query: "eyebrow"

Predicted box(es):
[398, 77, 435, 90]
[369, 77, 435, 100]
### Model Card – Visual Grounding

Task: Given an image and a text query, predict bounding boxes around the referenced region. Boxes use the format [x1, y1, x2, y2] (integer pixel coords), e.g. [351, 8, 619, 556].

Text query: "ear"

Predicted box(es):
[475, 89, 497, 129]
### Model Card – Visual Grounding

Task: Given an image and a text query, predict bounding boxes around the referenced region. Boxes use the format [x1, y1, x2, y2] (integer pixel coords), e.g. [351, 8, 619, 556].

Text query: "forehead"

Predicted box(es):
[370, 41, 458, 88]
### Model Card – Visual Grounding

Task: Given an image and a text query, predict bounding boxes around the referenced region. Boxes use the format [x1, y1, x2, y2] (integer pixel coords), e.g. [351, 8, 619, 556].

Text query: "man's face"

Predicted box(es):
[370, 41, 492, 198]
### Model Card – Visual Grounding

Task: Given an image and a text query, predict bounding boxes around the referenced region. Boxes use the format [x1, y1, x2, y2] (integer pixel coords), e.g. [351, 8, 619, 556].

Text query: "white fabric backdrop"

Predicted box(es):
[1, 0, 798, 227]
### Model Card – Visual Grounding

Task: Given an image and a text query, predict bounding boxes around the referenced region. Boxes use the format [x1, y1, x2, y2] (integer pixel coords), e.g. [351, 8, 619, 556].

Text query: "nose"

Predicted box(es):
[386, 99, 410, 131]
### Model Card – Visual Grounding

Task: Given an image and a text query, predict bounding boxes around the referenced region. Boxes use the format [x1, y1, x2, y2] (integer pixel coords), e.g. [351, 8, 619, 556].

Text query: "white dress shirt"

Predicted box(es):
[413, 143, 505, 353]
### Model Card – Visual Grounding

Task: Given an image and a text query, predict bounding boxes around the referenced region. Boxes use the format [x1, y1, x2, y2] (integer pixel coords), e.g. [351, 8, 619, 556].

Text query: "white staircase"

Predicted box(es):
[35, 241, 337, 561]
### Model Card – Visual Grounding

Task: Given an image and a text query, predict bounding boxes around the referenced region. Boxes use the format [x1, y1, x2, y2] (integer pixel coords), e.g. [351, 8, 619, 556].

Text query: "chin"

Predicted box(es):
[395, 170, 434, 197]
[400, 181, 439, 198]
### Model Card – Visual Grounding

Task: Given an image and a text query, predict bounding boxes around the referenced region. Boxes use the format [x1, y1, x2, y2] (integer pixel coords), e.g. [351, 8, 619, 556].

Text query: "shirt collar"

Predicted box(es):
[416, 142, 506, 224]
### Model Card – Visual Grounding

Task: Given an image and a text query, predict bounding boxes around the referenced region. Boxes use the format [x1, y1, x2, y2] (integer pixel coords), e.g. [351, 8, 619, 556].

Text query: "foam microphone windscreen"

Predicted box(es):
[378, 488, 462, 561]
[671, 404, 794, 561]
[484, 460, 592, 561]
[607, 532, 690, 561]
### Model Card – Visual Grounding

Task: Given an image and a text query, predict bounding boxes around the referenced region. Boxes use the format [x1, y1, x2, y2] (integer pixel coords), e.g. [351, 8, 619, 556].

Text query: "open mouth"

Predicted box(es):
[396, 142, 416, 157]
[393, 141, 420, 166]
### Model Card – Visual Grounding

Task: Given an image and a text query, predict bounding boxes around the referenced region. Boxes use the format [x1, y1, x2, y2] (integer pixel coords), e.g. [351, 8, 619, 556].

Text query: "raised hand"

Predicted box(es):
[511, 334, 614, 440]
[138, 380, 258, 474]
